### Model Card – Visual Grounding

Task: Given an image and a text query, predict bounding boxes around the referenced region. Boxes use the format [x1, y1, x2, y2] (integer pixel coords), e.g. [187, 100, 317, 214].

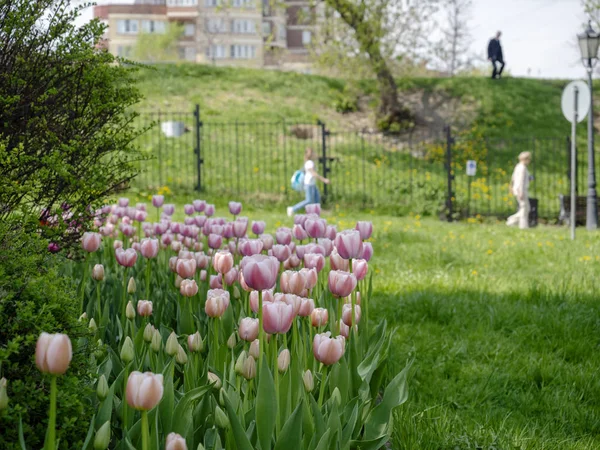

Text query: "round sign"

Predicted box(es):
[561, 80, 590, 123]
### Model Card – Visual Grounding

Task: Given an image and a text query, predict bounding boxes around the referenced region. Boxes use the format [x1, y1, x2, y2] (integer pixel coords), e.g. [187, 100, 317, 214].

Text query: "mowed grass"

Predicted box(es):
[127, 194, 600, 448]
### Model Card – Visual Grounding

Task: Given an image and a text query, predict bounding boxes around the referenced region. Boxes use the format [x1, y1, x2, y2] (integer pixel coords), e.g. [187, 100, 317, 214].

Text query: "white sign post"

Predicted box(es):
[562, 80, 591, 240]
[466, 160, 477, 176]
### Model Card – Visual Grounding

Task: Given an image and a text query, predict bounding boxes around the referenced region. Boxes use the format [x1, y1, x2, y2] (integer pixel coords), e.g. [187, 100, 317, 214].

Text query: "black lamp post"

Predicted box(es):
[578, 21, 600, 230]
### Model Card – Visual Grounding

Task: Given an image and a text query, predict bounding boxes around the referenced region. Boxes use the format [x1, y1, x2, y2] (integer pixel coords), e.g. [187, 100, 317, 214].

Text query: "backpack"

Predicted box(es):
[291, 170, 305, 192]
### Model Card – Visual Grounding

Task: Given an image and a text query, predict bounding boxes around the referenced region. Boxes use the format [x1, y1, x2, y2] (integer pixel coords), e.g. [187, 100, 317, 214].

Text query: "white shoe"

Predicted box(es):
[287, 207, 293, 217]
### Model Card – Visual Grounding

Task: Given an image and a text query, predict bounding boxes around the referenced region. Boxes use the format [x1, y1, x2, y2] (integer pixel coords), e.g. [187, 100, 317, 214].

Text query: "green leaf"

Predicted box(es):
[357, 321, 390, 385]
[80, 414, 96, 450]
[274, 400, 303, 450]
[171, 385, 212, 436]
[18, 415, 27, 450]
[341, 403, 358, 447]
[95, 375, 117, 428]
[349, 435, 388, 450]
[313, 429, 331, 450]
[309, 393, 325, 440]
[256, 359, 277, 450]
[160, 361, 175, 433]
[363, 360, 413, 441]
[222, 390, 254, 450]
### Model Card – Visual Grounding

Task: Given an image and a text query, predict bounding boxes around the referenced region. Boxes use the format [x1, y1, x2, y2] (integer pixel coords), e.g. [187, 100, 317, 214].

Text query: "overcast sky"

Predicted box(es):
[77, 0, 588, 79]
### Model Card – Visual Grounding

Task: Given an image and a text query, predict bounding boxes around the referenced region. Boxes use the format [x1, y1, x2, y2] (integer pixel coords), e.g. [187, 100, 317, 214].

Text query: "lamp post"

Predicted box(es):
[578, 21, 600, 230]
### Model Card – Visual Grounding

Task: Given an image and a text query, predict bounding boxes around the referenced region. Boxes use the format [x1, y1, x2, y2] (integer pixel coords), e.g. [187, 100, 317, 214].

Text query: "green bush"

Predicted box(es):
[0, 219, 95, 450]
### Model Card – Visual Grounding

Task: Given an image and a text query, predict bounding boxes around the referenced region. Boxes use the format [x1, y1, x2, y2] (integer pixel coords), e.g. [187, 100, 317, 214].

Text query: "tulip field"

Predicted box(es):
[10, 198, 600, 450]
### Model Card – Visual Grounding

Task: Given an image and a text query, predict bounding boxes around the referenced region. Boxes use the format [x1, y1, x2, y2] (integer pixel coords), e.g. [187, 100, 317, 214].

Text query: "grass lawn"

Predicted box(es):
[128, 194, 600, 448]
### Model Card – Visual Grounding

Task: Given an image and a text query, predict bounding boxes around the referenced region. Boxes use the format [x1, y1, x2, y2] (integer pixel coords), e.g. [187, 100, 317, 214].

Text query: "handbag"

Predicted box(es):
[291, 170, 305, 192]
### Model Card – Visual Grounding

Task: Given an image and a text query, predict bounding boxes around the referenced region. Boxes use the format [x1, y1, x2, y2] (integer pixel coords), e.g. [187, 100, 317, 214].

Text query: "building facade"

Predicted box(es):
[94, 0, 320, 73]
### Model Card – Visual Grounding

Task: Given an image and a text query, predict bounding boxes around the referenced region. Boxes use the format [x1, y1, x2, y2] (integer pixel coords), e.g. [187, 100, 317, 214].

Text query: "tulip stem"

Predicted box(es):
[274, 334, 281, 438]
[145, 258, 151, 300]
[122, 363, 129, 437]
[80, 253, 89, 314]
[258, 290, 264, 377]
[121, 267, 128, 327]
[46, 375, 57, 450]
[141, 410, 149, 450]
[318, 365, 328, 408]
[96, 281, 102, 324]
[349, 259, 356, 335]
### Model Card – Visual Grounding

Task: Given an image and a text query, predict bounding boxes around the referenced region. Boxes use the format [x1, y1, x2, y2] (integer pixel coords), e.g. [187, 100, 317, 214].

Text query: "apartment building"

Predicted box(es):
[94, 0, 319, 72]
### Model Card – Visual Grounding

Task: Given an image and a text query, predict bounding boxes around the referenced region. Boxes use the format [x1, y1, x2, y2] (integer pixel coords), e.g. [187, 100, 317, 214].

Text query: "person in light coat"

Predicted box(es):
[506, 151, 532, 229]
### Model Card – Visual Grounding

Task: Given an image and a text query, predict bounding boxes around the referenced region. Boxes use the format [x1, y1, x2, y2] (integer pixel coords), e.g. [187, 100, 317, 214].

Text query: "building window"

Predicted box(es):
[117, 46, 132, 57]
[232, 0, 253, 6]
[117, 19, 139, 35]
[207, 45, 228, 59]
[277, 25, 286, 41]
[262, 21, 271, 36]
[206, 18, 227, 33]
[168, 0, 198, 5]
[232, 19, 255, 34]
[204, 0, 221, 6]
[302, 30, 311, 45]
[184, 23, 196, 36]
[142, 20, 166, 34]
[231, 44, 256, 59]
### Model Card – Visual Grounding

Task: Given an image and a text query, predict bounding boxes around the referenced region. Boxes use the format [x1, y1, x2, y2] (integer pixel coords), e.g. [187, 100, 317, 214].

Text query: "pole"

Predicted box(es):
[587, 67, 598, 229]
[571, 87, 579, 240]
[445, 126, 454, 222]
[194, 105, 202, 192]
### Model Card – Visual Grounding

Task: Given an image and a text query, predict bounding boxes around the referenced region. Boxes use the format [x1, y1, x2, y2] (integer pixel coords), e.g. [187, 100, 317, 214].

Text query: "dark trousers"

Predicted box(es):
[491, 58, 505, 78]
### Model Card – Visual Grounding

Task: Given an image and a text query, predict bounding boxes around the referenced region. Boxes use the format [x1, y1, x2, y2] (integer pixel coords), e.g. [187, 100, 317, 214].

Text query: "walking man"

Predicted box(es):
[488, 31, 505, 79]
[507, 151, 532, 229]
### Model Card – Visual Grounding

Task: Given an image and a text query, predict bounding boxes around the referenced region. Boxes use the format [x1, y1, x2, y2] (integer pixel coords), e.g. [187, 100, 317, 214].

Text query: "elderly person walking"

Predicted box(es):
[506, 151, 532, 229]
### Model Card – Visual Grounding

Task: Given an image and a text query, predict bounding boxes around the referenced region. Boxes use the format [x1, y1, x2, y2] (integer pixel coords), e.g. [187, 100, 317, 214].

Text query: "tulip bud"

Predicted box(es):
[166, 432, 188, 450]
[166, 331, 179, 356]
[151, 330, 162, 353]
[187, 331, 203, 353]
[233, 285, 241, 299]
[126, 301, 136, 320]
[94, 421, 111, 450]
[94, 339, 105, 360]
[92, 264, 105, 281]
[235, 351, 247, 375]
[125, 371, 164, 411]
[242, 355, 257, 380]
[227, 333, 236, 349]
[97, 374, 109, 401]
[175, 275, 183, 288]
[79, 312, 88, 323]
[0, 378, 8, 410]
[120, 336, 135, 364]
[89, 318, 98, 333]
[127, 277, 136, 294]
[176, 345, 188, 364]
[249, 339, 260, 360]
[215, 405, 229, 429]
[207, 372, 222, 389]
[277, 349, 291, 373]
[331, 387, 342, 408]
[303, 370, 314, 392]
[197, 444, 206, 450]
[143, 323, 155, 343]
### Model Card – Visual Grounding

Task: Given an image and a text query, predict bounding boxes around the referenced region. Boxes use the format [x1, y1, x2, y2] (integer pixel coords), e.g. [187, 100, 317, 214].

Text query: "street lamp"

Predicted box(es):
[578, 21, 600, 230]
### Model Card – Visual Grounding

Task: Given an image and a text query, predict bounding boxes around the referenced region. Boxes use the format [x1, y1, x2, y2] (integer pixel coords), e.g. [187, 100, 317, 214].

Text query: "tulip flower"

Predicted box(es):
[97, 375, 109, 402]
[263, 302, 294, 334]
[330, 250, 349, 271]
[317, 238, 333, 256]
[295, 245, 306, 260]
[242, 355, 257, 380]
[304, 243, 325, 256]
[82, 232, 102, 252]
[209, 274, 223, 289]
[120, 336, 135, 364]
[334, 230, 363, 260]
[140, 238, 159, 259]
[205, 289, 230, 318]
[238, 239, 264, 256]
[113, 240, 123, 249]
[275, 230, 292, 246]
[298, 297, 315, 317]
[92, 264, 105, 281]
[305, 218, 327, 239]
[249, 339, 260, 360]
[260, 233, 274, 250]
[352, 259, 368, 281]
[251, 221, 265, 235]
[304, 253, 325, 272]
[241, 255, 279, 291]
[229, 201, 242, 216]
[238, 317, 259, 342]
[300, 267, 318, 290]
[293, 224, 308, 241]
[144, 324, 155, 343]
[200, 270, 207, 282]
[207, 372, 222, 389]
[303, 370, 314, 392]
[115, 248, 137, 267]
[166, 433, 187, 450]
[119, 197, 129, 207]
[152, 195, 164, 208]
[208, 233, 223, 250]
[283, 254, 301, 270]
[325, 225, 337, 240]
[233, 220, 248, 238]
[171, 241, 182, 253]
[276, 293, 302, 315]
[176, 258, 197, 279]
[184, 204, 195, 215]
[126, 371, 164, 410]
[235, 351, 248, 375]
[224, 267, 238, 286]
[328, 270, 357, 298]
[205, 204, 215, 217]
[227, 333, 237, 349]
[180, 279, 198, 297]
[342, 303, 362, 327]
[213, 250, 234, 274]
[36, 333, 72, 375]
[305, 203, 321, 215]
[137, 300, 153, 317]
[163, 204, 175, 216]
[272, 244, 291, 262]
[339, 319, 358, 339]
[132, 242, 141, 252]
[277, 349, 291, 373]
[127, 277, 136, 294]
[126, 301, 136, 320]
[313, 332, 345, 365]
[360, 242, 373, 262]
[355, 221, 373, 240]
[176, 345, 188, 364]
[280, 270, 306, 295]
[188, 331, 203, 353]
[249, 289, 274, 313]
[193, 199, 206, 212]
[311, 308, 329, 327]
[94, 421, 111, 450]
[166, 332, 179, 356]
[134, 210, 147, 222]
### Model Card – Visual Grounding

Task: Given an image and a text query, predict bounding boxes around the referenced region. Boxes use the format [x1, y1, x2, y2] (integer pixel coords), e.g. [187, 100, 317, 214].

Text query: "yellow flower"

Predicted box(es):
[471, 270, 478, 276]
[253, 167, 259, 173]
[487, 249, 493, 255]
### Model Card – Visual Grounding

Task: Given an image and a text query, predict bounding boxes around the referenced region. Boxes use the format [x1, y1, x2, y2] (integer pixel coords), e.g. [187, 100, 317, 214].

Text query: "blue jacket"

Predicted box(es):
[488, 39, 503, 60]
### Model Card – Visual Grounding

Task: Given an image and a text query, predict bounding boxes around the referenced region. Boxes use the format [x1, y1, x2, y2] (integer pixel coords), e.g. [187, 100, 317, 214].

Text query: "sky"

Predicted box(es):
[76, 0, 589, 79]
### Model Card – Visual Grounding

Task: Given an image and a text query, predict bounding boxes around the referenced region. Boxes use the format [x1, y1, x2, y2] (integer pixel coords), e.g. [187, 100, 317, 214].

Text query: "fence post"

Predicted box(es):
[318, 120, 331, 204]
[194, 105, 203, 192]
[444, 125, 455, 222]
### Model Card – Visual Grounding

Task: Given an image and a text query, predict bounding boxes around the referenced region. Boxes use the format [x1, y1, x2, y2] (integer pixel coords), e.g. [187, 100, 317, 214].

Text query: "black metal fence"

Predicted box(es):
[130, 106, 582, 221]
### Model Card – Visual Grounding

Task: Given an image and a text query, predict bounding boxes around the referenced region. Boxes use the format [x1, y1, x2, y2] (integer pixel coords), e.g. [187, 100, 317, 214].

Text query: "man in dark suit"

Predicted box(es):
[488, 31, 504, 79]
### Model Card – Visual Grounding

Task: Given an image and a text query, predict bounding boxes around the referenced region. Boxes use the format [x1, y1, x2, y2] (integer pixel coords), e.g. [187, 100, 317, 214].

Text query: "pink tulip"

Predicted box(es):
[280, 270, 306, 295]
[194, 215, 207, 228]
[331, 249, 349, 271]
[335, 230, 363, 260]
[163, 204, 175, 216]
[134, 210, 147, 222]
[140, 238, 159, 259]
[233, 220, 248, 238]
[224, 267, 238, 286]
[305, 203, 321, 215]
[239, 271, 252, 292]
[229, 201, 242, 216]
[92, 264, 105, 281]
[355, 221, 373, 240]
[249, 339, 260, 359]
[205, 204, 215, 217]
[298, 297, 315, 317]
[180, 279, 199, 297]
[328, 270, 357, 298]
[171, 222, 182, 234]
[162, 233, 173, 246]
[313, 332, 345, 365]
[275, 230, 292, 246]
[304, 243, 326, 256]
[239, 239, 263, 256]
[275, 293, 302, 315]
[294, 214, 307, 226]
[325, 225, 337, 240]
[260, 233, 274, 250]
[293, 224, 308, 241]
[300, 268, 318, 290]
[205, 289, 230, 317]
[82, 232, 101, 252]
[116, 248, 137, 267]
[213, 250, 234, 274]
[241, 255, 279, 291]
[222, 223, 234, 239]
[176, 258, 196, 279]
[238, 317, 259, 342]
[263, 302, 295, 334]
[317, 238, 333, 257]
[352, 259, 368, 281]
[152, 195, 164, 208]
[311, 308, 328, 327]
[184, 204, 195, 215]
[171, 241, 182, 252]
[303, 253, 325, 272]
[193, 200, 206, 212]
[305, 218, 327, 239]
[169, 256, 178, 272]
[114, 240, 123, 249]
[227, 241, 237, 254]
[126, 371, 164, 410]
[283, 255, 301, 270]
[132, 242, 141, 252]
[208, 234, 222, 250]
[295, 245, 306, 260]
[339, 319, 351, 339]
[166, 432, 187, 450]
[251, 221, 265, 235]
[272, 244, 291, 262]
[137, 300, 153, 317]
[210, 274, 222, 289]
[342, 303, 361, 326]
[194, 252, 210, 269]
[360, 242, 373, 262]
[250, 289, 274, 313]
[35, 332, 72, 375]
[118, 197, 129, 207]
